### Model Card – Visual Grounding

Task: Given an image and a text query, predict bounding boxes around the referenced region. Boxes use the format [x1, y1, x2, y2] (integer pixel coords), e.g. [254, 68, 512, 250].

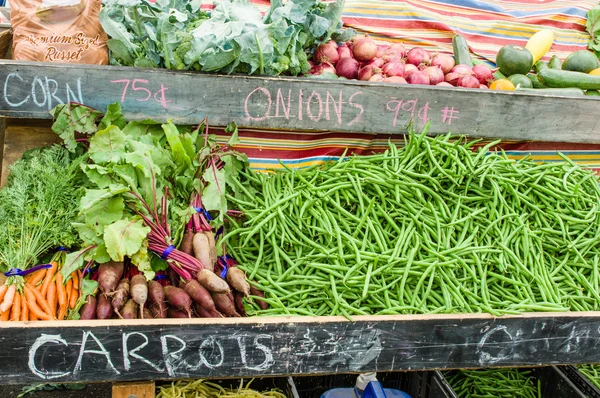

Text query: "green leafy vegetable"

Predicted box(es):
[51, 102, 248, 280]
[99, 0, 348, 76]
[586, 5, 600, 57]
[0, 145, 87, 272]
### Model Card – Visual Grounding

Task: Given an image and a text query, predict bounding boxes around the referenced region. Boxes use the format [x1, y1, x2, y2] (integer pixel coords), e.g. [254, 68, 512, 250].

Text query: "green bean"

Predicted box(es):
[227, 130, 600, 317]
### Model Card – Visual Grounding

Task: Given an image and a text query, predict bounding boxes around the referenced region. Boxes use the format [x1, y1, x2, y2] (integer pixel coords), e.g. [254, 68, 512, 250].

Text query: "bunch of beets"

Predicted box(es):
[309, 34, 494, 88]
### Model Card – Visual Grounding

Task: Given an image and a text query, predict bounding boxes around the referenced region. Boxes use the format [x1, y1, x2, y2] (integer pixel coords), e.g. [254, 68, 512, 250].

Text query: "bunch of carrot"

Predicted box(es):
[0, 262, 81, 322]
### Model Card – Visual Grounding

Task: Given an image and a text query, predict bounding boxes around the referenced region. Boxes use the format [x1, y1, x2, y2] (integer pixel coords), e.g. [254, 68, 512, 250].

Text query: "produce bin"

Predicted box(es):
[559, 366, 600, 398]
[442, 367, 589, 398]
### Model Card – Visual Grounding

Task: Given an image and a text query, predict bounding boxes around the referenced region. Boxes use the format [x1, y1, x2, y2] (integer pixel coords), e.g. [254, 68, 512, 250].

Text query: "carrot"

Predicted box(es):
[0, 284, 16, 313]
[29, 312, 37, 321]
[23, 287, 52, 321]
[65, 278, 73, 311]
[9, 292, 21, 321]
[40, 262, 58, 298]
[56, 273, 67, 320]
[47, 282, 57, 318]
[0, 310, 9, 321]
[20, 294, 29, 321]
[25, 285, 54, 319]
[0, 284, 8, 303]
[69, 284, 78, 309]
[71, 271, 79, 291]
[25, 270, 46, 287]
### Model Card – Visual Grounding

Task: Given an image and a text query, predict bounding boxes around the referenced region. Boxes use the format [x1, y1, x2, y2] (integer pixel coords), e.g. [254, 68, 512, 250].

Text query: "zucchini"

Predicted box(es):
[538, 68, 600, 90]
[533, 60, 548, 73]
[527, 73, 546, 88]
[548, 55, 562, 70]
[453, 35, 473, 67]
[516, 87, 585, 97]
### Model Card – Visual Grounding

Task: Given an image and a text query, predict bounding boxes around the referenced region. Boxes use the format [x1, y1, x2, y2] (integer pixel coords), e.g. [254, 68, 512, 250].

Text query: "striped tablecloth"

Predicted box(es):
[172, 0, 600, 170]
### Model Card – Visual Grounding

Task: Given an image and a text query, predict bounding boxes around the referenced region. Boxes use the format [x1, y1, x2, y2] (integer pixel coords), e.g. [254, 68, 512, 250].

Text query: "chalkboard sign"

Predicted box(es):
[0, 61, 599, 144]
[1, 313, 600, 384]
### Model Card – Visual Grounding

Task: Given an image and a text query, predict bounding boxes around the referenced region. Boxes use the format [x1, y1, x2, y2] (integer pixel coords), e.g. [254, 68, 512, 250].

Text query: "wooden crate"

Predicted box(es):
[1, 59, 600, 387]
[1, 313, 600, 385]
[0, 60, 598, 144]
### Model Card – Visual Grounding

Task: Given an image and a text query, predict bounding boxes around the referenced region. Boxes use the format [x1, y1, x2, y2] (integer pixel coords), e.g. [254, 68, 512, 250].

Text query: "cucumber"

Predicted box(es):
[548, 55, 562, 69]
[538, 68, 600, 90]
[453, 35, 473, 67]
[527, 73, 546, 88]
[534, 61, 548, 73]
[516, 87, 585, 97]
[586, 90, 600, 97]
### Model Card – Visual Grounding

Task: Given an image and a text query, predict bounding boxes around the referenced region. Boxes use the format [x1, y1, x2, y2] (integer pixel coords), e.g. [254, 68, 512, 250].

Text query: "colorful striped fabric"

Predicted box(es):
[342, 0, 596, 64]
[189, 1, 600, 170]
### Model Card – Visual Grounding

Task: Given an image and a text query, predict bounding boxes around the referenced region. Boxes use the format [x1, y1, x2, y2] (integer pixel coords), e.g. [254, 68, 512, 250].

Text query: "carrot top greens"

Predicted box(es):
[0, 145, 86, 273]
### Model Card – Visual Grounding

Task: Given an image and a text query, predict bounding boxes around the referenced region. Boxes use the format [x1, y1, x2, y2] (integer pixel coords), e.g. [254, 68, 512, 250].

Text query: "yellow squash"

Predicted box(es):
[525, 29, 555, 63]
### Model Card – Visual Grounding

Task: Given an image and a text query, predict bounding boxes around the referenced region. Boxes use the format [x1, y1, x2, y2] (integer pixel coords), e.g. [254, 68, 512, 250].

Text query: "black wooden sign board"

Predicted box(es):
[0, 60, 599, 144]
[1, 314, 600, 384]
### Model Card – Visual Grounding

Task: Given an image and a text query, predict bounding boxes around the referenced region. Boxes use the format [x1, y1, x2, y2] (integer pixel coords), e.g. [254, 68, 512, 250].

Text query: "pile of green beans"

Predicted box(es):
[224, 129, 600, 317]
[578, 364, 600, 390]
[445, 369, 541, 398]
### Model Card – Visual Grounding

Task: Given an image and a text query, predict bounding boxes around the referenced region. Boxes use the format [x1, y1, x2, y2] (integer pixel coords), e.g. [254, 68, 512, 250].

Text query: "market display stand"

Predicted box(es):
[1, 60, 600, 396]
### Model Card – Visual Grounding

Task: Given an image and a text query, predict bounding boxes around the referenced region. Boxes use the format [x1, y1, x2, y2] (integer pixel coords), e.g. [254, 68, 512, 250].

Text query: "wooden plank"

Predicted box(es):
[0, 61, 599, 144]
[0, 121, 57, 186]
[1, 313, 600, 384]
[112, 381, 155, 398]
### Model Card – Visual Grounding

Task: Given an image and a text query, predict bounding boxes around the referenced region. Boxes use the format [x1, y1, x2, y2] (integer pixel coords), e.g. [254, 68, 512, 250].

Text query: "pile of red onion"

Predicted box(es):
[309, 35, 494, 89]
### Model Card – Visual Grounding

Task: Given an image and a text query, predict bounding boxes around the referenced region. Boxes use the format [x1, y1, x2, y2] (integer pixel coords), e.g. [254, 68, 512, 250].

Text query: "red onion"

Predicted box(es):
[336, 57, 360, 79]
[382, 43, 407, 62]
[389, 43, 407, 58]
[404, 64, 418, 76]
[457, 75, 480, 88]
[376, 44, 389, 58]
[431, 53, 455, 74]
[358, 64, 381, 81]
[444, 72, 462, 86]
[406, 71, 430, 85]
[406, 47, 431, 66]
[479, 84, 489, 89]
[384, 76, 407, 84]
[352, 35, 378, 62]
[451, 64, 473, 76]
[309, 63, 337, 76]
[382, 61, 405, 77]
[308, 60, 315, 69]
[369, 74, 385, 82]
[436, 82, 453, 87]
[367, 58, 385, 68]
[314, 42, 340, 64]
[471, 64, 493, 85]
[422, 65, 444, 85]
[337, 44, 353, 60]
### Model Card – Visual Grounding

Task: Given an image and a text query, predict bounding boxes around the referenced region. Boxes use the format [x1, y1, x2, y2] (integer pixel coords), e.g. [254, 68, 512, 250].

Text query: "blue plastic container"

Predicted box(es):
[320, 381, 412, 398]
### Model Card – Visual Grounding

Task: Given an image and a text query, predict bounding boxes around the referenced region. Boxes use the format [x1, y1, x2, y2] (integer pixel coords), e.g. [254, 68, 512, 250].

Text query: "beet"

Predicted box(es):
[98, 261, 124, 294]
[234, 292, 247, 317]
[226, 267, 250, 297]
[79, 295, 97, 320]
[184, 279, 218, 312]
[111, 279, 130, 313]
[130, 274, 148, 318]
[168, 307, 191, 319]
[121, 299, 138, 320]
[164, 286, 192, 317]
[211, 292, 240, 317]
[96, 293, 114, 320]
[250, 286, 269, 310]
